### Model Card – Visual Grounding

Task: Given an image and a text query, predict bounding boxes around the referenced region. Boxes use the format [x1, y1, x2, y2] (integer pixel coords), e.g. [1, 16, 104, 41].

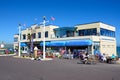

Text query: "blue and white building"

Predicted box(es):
[14, 22, 116, 56]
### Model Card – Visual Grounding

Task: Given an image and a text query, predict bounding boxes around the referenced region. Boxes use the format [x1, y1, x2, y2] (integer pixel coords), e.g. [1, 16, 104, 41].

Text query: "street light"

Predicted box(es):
[18, 24, 21, 57]
[41, 16, 49, 59]
[43, 16, 46, 59]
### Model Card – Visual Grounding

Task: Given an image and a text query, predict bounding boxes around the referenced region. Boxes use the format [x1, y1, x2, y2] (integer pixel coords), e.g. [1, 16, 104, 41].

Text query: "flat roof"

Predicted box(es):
[54, 27, 76, 31]
[75, 21, 115, 27]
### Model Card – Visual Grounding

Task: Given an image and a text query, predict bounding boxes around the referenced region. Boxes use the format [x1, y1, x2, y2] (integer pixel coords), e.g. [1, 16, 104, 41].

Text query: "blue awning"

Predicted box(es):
[21, 43, 27, 47]
[66, 40, 92, 46]
[40, 40, 92, 47]
[40, 42, 51, 46]
[50, 41, 66, 46]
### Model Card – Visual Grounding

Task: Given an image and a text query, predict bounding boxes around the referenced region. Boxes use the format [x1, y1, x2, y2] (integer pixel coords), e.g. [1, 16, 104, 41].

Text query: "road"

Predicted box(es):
[0, 56, 120, 80]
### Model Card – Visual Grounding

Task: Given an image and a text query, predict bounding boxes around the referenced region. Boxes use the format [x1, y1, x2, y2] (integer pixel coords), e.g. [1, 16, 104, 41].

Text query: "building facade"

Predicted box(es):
[14, 22, 116, 56]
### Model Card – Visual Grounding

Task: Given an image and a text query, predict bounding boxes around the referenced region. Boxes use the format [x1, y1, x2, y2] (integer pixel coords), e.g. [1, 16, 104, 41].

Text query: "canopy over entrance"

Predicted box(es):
[50, 41, 66, 46]
[40, 42, 51, 46]
[39, 40, 92, 47]
[66, 40, 92, 46]
[21, 43, 27, 47]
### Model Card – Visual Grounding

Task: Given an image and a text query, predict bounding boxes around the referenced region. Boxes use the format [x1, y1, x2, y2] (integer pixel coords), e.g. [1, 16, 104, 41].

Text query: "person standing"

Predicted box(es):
[5, 49, 9, 55]
[68, 48, 72, 59]
[34, 46, 38, 60]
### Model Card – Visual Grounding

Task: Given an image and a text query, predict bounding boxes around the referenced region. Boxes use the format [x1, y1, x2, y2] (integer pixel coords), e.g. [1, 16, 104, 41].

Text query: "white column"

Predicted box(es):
[43, 17, 46, 59]
[18, 25, 21, 57]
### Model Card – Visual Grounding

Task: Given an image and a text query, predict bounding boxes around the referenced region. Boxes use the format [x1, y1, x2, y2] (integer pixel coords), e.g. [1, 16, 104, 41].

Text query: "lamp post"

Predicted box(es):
[43, 16, 46, 59]
[18, 24, 21, 57]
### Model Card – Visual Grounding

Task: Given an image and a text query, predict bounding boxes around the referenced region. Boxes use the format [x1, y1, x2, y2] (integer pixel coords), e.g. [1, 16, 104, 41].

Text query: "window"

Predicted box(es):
[66, 31, 74, 37]
[32, 33, 36, 39]
[78, 28, 97, 36]
[14, 37, 18, 42]
[100, 28, 115, 37]
[38, 32, 41, 38]
[79, 30, 84, 36]
[23, 34, 26, 40]
[45, 31, 48, 37]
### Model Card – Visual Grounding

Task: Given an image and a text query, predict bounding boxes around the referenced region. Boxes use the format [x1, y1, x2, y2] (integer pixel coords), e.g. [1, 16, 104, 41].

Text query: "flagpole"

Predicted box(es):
[43, 16, 46, 59]
[18, 24, 21, 57]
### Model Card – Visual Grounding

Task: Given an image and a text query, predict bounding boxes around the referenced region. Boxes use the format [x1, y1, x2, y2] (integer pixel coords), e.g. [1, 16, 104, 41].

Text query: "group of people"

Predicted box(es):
[79, 51, 95, 64]
[95, 53, 117, 64]
[79, 51, 117, 64]
[58, 48, 118, 64]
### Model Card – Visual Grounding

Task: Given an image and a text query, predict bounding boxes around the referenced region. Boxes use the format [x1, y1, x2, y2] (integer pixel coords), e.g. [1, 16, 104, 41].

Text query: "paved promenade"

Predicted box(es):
[0, 56, 120, 80]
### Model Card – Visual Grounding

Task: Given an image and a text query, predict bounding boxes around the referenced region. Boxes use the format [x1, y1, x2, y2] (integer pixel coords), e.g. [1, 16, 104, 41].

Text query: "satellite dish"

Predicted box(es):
[0, 41, 4, 48]
[1, 44, 4, 48]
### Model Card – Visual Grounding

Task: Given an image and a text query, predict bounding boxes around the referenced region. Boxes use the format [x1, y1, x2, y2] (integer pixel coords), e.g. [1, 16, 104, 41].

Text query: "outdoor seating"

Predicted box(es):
[110, 58, 118, 64]
[78, 54, 96, 64]
[106, 57, 118, 64]
[111, 58, 117, 64]
[87, 57, 97, 64]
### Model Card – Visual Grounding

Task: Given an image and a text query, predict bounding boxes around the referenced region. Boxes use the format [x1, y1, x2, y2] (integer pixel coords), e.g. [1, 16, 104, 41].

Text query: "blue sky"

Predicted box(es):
[0, 0, 120, 46]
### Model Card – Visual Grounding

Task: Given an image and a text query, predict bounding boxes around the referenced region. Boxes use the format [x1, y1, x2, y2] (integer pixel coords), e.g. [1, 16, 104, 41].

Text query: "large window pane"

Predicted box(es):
[45, 31, 48, 37]
[32, 33, 36, 39]
[23, 34, 26, 40]
[78, 28, 97, 36]
[38, 32, 41, 38]
[100, 28, 115, 37]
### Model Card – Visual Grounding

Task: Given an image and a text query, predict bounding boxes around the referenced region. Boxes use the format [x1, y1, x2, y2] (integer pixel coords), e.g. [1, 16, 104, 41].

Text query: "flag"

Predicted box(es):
[22, 23, 27, 29]
[51, 16, 55, 21]
[23, 23, 26, 27]
[43, 16, 46, 20]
